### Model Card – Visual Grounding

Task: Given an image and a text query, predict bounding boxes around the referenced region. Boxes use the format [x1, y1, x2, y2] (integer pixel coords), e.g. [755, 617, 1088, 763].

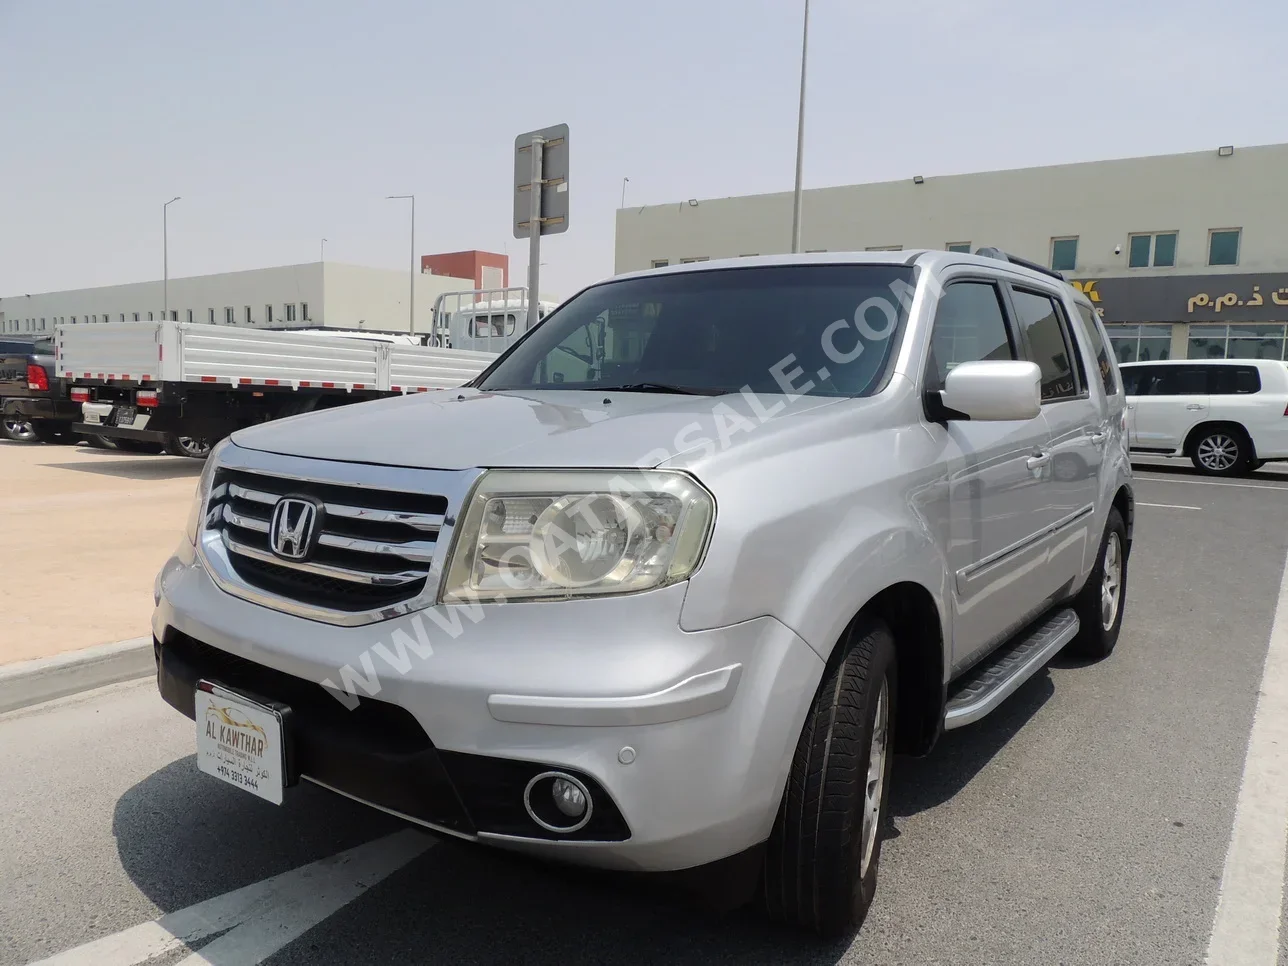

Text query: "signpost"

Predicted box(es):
[514, 124, 569, 332]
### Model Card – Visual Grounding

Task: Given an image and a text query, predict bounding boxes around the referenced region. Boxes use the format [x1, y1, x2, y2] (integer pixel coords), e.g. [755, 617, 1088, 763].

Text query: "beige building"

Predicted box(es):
[614, 143, 1288, 364]
[0, 261, 481, 337]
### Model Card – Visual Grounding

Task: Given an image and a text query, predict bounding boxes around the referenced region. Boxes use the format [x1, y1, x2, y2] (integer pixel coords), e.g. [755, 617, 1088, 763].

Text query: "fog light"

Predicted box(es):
[552, 778, 586, 818]
[523, 771, 594, 834]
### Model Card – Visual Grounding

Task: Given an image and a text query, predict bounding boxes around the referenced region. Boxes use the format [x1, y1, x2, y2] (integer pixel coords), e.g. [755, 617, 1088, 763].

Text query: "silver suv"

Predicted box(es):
[153, 249, 1133, 937]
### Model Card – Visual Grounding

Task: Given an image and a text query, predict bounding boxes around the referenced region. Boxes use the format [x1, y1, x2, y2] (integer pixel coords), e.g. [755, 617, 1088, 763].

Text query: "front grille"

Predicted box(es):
[206, 468, 448, 612]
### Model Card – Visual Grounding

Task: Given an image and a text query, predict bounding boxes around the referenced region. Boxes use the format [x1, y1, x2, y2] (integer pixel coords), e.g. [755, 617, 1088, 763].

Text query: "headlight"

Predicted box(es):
[442, 470, 715, 602]
[184, 439, 230, 545]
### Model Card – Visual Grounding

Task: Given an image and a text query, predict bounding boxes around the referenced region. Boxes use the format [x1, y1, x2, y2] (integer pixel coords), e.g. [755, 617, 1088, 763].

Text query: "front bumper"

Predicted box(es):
[153, 545, 824, 872]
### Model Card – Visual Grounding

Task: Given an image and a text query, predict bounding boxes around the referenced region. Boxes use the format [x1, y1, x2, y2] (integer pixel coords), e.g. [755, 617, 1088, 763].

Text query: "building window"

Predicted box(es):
[266, 304, 273, 323]
[1050, 236, 1078, 272]
[1188, 324, 1286, 361]
[1132, 231, 1177, 268]
[1208, 229, 1241, 266]
[224, 307, 235, 324]
[40, 318, 45, 328]
[71, 316, 77, 324]
[147, 312, 154, 321]
[285, 303, 297, 322]
[1106, 323, 1173, 363]
[865, 245, 903, 251]
[119, 313, 125, 322]
[208, 308, 215, 323]
[678, 257, 708, 264]
[245, 306, 253, 324]
[947, 243, 972, 253]
[651, 259, 669, 269]
[301, 302, 310, 321]
[805, 249, 827, 254]
[91, 315, 97, 323]
[133, 313, 140, 321]
[185, 309, 192, 323]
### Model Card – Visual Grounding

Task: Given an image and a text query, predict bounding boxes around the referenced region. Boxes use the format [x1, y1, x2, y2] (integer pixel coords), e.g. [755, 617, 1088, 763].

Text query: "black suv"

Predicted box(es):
[0, 336, 81, 443]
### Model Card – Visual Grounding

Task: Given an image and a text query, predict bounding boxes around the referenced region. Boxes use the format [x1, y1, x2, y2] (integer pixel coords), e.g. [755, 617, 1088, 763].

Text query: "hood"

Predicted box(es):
[230, 388, 842, 470]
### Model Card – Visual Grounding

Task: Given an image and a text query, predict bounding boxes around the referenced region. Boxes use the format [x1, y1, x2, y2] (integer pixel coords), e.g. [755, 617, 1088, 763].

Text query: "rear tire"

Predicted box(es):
[762, 617, 897, 937]
[2, 416, 36, 442]
[163, 435, 213, 459]
[1189, 426, 1250, 477]
[1065, 507, 1128, 661]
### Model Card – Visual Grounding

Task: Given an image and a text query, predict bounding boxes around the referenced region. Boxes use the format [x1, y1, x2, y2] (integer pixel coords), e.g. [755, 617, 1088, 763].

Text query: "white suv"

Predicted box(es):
[1120, 358, 1288, 475]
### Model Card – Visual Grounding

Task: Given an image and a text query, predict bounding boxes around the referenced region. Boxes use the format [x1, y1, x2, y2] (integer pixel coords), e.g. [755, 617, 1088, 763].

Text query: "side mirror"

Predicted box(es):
[938, 360, 1042, 421]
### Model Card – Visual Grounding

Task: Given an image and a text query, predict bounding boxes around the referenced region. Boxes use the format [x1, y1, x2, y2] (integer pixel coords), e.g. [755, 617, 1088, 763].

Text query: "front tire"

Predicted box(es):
[1066, 507, 1128, 660]
[1189, 427, 1250, 476]
[762, 617, 897, 937]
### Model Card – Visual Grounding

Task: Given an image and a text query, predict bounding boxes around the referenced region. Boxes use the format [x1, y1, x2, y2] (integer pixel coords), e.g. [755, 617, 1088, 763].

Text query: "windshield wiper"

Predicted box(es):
[597, 382, 728, 396]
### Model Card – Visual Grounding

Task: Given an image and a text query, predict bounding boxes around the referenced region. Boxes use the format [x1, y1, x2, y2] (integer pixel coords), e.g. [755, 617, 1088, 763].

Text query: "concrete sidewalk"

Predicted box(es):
[0, 440, 200, 666]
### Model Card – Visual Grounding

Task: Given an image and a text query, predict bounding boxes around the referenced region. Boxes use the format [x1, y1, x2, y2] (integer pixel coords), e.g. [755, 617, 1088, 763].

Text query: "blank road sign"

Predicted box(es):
[514, 123, 569, 239]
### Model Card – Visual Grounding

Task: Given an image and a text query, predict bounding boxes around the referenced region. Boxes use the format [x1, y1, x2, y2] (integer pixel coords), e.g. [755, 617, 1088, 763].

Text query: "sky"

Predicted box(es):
[2, 0, 1286, 302]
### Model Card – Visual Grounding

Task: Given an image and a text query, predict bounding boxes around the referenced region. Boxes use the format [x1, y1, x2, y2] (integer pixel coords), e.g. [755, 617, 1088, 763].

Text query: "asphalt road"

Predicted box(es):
[2, 461, 1286, 966]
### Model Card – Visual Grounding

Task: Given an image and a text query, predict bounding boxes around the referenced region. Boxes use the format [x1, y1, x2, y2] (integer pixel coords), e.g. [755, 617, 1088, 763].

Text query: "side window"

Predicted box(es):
[1075, 303, 1117, 395]
[925, 280, 1014, 391]
[1148, 366, 1207, 395]
[1011, 288, 1079, 402]
[1120, 366, 1150, 396]
[1212, 365, 1262, 394]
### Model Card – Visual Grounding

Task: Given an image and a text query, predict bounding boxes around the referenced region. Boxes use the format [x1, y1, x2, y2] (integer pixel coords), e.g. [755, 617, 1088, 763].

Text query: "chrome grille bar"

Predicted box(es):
[221, 532, 428, 587]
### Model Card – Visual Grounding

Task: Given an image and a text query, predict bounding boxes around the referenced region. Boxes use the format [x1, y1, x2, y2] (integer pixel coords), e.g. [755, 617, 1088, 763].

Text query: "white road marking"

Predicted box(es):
[1134, 474, 1288, 492]
[1205, 550, 1288, 965]
[1137, 502, 1201, 510]
[30, 829, 432, 966]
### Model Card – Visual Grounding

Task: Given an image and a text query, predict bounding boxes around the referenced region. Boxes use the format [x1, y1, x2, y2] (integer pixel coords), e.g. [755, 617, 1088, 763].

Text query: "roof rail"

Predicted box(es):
[973, 247, 1066, 282]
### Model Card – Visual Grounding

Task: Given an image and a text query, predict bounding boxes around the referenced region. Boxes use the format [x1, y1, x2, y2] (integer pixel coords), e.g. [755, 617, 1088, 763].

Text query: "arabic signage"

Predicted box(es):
[1068, 273, 1288, 323]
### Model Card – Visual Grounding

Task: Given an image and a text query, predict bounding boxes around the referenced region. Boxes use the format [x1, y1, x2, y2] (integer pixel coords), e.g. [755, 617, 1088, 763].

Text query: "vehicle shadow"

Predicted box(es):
[1131, 459, 1288, 480]
[889, 671, 1053, 820]
[44, 458, 204, 481]
[112, 759, 852, 965]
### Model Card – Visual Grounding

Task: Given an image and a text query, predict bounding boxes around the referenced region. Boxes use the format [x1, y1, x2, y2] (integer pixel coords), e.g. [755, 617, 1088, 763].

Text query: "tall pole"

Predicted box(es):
[790, 0, 810, 254]
[386, 195, 415, 333]
[163, 196, 181, 319]
[621, 176, 630, 209]
[527, 137, 544, 333]
[321, 237, 327, 262]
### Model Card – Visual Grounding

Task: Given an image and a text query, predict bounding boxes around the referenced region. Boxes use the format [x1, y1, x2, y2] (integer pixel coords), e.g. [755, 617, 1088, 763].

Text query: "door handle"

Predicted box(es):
[1185, 403, 1205, 410]
[1088, 431, 1107, 445]
[1027, 452, 1052, 471]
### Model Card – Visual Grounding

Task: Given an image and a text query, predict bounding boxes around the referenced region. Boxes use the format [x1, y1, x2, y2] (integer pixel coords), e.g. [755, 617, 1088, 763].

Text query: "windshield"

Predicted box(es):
[476, 264, 917, 397]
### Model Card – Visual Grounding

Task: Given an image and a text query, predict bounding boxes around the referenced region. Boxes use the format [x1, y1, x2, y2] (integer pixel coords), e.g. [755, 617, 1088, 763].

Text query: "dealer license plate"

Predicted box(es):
[113, 406, 136, 427]
[195, 683, 286, 805]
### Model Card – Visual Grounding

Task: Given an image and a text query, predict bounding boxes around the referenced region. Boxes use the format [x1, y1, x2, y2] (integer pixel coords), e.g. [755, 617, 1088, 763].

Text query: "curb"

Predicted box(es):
[0, 636, 154, 715]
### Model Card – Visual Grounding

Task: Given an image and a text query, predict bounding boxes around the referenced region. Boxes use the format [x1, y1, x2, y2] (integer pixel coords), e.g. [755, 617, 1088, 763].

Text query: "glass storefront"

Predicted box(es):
[1188, 323, 1287, 360]
[1106, 324, 1173, 363]
[1106, 323, 1288, 361]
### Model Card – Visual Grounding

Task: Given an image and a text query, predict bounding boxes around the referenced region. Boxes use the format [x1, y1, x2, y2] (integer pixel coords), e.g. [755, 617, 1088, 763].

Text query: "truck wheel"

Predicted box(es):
[1189, 426, 1250, 476]
[1065, 507, 1128, 661]
[762, 617, 896, 937]
[85, 434, 117, 450]
[2, 417, 36, 442]
[163, 435, 213, 459]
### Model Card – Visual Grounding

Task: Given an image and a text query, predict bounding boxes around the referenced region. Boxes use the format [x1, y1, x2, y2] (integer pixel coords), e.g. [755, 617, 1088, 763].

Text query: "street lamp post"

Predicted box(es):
[386, 195, 415, 333]
[163, 196, 181, 319]
[621, 176, 630, 209]
[321, 238, 327, 263]
[790, 0, 810, 254]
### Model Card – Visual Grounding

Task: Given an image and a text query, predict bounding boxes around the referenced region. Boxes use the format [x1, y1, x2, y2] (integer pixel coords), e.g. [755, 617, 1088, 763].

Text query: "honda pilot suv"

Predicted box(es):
[153, 248, 1134, 936]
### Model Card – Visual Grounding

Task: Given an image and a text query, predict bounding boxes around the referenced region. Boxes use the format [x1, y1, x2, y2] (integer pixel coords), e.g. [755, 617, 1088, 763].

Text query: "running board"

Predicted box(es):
[943, 609, 1080, 730]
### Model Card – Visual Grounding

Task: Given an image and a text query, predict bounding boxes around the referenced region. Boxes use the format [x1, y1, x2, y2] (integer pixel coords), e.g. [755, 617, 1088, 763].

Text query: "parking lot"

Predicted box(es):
[0, 444, 1285, 966]
[0, 440, 201, 665]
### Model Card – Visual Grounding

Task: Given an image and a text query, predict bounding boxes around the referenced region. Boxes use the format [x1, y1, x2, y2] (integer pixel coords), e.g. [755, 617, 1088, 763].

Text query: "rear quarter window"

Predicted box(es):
[1211, 365, 1261, 394]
